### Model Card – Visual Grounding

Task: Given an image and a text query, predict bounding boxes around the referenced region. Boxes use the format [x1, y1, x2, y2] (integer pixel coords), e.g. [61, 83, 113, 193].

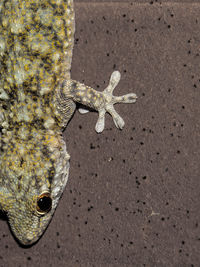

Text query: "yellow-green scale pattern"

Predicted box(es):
[0, 0, 74, 245]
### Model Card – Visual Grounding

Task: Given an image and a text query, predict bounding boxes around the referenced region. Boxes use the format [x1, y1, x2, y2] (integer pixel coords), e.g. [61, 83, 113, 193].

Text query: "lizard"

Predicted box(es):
[0, 0, 137, 245]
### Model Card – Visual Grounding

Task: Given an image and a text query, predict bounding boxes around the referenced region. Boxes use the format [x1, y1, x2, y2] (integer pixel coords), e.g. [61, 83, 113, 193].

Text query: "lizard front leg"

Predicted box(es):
[57, 71, 137, 132]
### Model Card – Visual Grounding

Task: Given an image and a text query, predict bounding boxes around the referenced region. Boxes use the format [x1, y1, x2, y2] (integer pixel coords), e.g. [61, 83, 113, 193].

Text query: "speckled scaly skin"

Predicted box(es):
[0, 0, 137, 245]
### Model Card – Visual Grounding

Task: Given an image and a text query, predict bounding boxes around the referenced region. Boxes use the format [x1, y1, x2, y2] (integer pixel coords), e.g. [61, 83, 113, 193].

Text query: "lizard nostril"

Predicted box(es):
[36, 192, 52, 214]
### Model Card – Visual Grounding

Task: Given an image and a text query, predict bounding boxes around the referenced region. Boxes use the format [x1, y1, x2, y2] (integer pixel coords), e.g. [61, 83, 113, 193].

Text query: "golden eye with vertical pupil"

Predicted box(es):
[36, 192, 52, 214]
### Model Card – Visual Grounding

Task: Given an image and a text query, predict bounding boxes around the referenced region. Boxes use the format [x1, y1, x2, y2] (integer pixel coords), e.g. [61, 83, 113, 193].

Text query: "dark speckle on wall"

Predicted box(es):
[0, 0, 199, 266]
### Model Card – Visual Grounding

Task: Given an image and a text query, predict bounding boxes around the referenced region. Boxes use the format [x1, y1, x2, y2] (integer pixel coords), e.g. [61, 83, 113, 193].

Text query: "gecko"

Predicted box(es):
[0, 0, 137, 245]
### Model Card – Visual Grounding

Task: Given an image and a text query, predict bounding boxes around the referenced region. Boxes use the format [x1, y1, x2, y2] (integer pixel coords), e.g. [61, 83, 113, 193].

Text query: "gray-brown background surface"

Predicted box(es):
[1, 1, 200, 266]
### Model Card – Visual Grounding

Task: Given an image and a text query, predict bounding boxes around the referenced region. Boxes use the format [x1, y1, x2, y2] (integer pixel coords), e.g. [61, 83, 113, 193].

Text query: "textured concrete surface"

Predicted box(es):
[0, 1, 200, 266]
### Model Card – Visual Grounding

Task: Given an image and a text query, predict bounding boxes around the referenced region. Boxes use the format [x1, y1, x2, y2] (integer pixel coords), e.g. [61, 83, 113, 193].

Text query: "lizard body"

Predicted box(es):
[0, 0, 137, 245]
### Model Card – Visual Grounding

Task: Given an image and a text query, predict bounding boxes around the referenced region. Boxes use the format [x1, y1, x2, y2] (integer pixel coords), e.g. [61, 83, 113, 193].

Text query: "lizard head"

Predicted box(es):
[0, 131, 70, 245]
[7, 191, 55, 245]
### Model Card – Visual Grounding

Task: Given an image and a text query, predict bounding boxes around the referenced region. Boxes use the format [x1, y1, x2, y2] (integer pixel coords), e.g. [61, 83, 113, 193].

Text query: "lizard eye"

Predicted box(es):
[36, 192, 52, 214]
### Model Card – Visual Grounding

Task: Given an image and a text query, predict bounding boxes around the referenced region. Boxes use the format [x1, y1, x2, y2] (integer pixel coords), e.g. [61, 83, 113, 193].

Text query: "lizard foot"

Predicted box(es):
[78, 71, 137, 133]
[95, 71, 137, 133]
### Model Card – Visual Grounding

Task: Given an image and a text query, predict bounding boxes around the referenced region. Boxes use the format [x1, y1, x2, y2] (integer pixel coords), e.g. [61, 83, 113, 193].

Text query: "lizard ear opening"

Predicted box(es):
[36, 192, 52, 215]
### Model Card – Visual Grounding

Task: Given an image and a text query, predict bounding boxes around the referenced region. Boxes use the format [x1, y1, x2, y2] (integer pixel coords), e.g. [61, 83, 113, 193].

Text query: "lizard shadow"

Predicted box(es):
[0, 210, 7, 221]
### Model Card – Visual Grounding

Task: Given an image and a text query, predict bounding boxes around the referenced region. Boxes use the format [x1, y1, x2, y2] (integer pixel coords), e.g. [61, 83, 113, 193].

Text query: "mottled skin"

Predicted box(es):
[0, 0, 137, 245]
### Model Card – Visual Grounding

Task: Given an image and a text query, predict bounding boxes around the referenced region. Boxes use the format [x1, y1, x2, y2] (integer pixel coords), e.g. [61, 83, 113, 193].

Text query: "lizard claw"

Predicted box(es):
[95, 109, 106, 133]
[78, 107, 89, 114]
[95, 70, 137, 133]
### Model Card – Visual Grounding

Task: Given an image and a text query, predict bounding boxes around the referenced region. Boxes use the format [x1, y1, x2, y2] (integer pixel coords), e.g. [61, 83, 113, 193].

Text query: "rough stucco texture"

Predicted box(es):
[0, 1, 200, 266]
